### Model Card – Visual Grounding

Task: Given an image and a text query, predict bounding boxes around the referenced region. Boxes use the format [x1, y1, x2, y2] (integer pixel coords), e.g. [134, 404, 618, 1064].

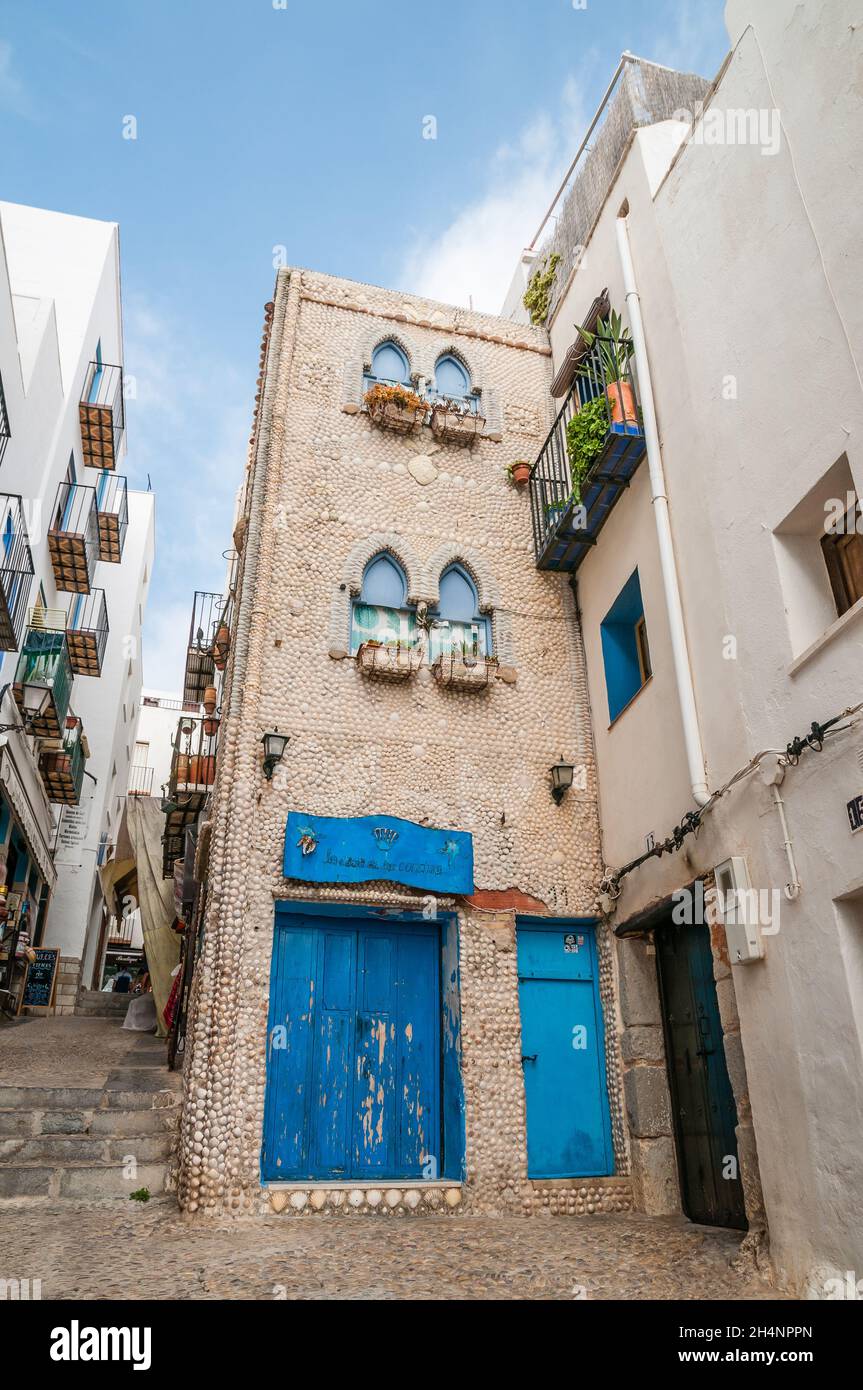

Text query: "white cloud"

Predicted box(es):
[123, 293, 249, 692]
[400, 76, 591, 316]
[0, 40, 34, 119]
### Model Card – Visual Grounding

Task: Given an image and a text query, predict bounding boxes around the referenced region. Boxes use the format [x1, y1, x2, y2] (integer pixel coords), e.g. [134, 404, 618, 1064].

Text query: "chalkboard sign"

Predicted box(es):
[20, 947, 60, 1011]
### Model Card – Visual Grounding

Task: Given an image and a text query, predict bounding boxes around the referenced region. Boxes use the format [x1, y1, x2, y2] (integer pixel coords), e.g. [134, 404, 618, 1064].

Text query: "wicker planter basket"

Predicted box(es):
[365, 385, 428, 435]
[430, 403, 486, 446]
[431, 652, 498, 690]
[356, 642, 422, 682]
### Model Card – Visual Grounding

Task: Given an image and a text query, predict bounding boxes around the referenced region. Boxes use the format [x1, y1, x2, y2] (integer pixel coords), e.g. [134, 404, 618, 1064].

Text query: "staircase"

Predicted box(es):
[0, 1030, 181, 1201]
[75, 988, 135, 1019]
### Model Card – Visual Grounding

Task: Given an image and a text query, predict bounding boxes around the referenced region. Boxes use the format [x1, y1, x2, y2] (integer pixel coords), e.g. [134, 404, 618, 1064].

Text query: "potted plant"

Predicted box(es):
[576, 311, 637, 425]
[212, 621, 230, 671]
[364, 382, 428, 434]
[356, 638, 421, 681]
[506, 460, 532, 488]
[432, 640, 498, 690]
[429, 396, 485, 445]
[564, 395, 609, 503]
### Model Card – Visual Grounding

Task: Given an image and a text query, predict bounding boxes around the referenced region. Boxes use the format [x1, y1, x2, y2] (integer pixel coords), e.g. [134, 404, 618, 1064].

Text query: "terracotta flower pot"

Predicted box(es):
[189, 755, 216, 786]
[510, 461, 531, 487]
[203, 716, 220, 737]
[202, 686, 218, 715]
[605, 380, 637, 426]
[213, 624, 230, 670]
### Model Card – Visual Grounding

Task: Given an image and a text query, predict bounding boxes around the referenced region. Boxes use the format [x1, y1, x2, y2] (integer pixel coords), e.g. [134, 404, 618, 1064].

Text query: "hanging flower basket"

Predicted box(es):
[429, 399, 486, 446]
[431, 651, 499, 690]
[364, 383, 428, 435]
[356, 641, 422, 682]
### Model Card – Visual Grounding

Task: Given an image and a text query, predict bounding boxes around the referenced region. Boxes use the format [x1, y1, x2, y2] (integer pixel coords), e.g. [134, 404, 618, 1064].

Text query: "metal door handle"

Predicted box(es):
[521, 1054, 537, 1063]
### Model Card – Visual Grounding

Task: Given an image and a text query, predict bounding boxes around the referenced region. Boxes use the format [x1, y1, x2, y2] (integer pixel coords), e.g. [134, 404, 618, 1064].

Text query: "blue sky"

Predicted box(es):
[0, 0, 729, 689]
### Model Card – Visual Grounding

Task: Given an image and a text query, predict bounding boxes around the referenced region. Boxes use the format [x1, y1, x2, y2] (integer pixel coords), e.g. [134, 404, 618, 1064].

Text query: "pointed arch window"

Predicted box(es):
[350, 551, 418, 654]
[364, 340, 411, 391]
[430, 564, 490, 659]
[431, 354, 478, 413]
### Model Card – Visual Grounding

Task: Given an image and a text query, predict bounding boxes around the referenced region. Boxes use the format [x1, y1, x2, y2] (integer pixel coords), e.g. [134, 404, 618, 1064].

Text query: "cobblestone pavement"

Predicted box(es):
[0, 1015, 149, 1088]
[2, 1199, 783, 1300]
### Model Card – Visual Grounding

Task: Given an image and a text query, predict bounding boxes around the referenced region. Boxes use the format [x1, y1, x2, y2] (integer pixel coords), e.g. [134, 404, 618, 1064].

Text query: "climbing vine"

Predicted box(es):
[523, 253, 561, 325]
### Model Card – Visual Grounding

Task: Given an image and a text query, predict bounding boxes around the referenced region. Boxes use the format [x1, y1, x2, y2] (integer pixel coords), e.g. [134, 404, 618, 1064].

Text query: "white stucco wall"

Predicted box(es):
[544, 0, 863, 1293]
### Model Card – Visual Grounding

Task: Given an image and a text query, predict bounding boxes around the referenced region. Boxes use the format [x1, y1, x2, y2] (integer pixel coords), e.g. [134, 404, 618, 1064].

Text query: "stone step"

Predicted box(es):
[0, 1103, 178, 1138]
[0, 1132, 174, 1164]
[0, 1160, 169, 1200]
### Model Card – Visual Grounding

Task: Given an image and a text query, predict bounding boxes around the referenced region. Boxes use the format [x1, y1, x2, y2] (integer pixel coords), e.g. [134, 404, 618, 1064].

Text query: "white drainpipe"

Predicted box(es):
[615, 212, 710, 807]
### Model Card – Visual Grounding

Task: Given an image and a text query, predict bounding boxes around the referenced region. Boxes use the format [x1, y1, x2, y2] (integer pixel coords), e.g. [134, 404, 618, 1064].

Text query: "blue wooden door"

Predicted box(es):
[517, 921, 614, 1178]
[262, 915, 440, 1181]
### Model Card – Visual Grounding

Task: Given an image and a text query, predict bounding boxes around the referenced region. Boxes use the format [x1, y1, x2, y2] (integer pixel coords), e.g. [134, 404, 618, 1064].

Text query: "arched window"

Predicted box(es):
[368, 340, 410, 388]
[431, 564, 490, 659]
[350, 552, 417, 653]
[433, 354, 476, 412]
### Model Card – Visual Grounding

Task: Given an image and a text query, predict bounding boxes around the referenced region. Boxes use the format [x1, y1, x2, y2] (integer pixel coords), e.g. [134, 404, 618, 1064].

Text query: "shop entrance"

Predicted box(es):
[517, 918, 614, 1178]
[655, 915, 747, 1228]
[262, 910, 443, 1182]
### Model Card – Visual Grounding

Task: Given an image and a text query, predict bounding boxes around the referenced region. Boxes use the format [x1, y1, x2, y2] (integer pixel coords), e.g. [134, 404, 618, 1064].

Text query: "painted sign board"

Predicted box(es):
[20, 947, 60, 1010]
[284, 812, 474, 894]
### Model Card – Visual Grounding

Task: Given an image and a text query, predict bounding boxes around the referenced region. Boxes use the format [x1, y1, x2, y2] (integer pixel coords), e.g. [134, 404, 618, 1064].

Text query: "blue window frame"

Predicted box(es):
[350, 552, 417, 654]
[600, 568, 651, 723]
[431, 354, 477, 413]
[430, 564, 490, 659]
[364, 340, 411, 392]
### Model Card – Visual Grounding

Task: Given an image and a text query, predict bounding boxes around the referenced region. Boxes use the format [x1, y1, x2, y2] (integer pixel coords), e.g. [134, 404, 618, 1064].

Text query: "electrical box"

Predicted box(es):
[713, 856, 765, 964]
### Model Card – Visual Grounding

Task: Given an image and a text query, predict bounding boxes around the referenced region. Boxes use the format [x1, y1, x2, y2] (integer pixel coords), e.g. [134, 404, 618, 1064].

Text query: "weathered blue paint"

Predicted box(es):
[516, 918, 614, 1179]
[440, 912, 465, 1180]
[262, 907, 443, 1181]
[284, 812, 474, 894]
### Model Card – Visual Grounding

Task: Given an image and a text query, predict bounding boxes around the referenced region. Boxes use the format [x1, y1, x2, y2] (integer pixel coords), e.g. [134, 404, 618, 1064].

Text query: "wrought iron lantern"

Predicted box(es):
[550, 755, 575, 805]
[261, 729, 289, 781]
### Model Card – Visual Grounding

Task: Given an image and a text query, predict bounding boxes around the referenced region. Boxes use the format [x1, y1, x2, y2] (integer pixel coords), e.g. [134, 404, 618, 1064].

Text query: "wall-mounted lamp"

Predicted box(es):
[261, 729, 290, 781]
[550, 755, 575, 805]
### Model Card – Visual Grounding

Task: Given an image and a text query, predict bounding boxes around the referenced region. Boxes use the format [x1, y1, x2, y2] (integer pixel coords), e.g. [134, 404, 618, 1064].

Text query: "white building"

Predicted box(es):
[0, 201, 154, 1005]
[506, 0, 862, 1296]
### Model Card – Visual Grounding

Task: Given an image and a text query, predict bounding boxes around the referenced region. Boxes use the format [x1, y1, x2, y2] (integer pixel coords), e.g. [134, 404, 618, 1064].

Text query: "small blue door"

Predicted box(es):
[517, 920, 614, 1178]
[262, 914, 440, 1181]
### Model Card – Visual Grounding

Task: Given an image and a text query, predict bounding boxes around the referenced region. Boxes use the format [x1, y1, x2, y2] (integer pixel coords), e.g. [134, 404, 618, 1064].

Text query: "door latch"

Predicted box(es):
[521, 1054, 537, 1063]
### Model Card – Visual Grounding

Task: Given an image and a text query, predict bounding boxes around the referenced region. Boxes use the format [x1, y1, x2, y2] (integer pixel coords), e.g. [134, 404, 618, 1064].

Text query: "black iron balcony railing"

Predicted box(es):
[95, 473, 129, 563]
[29, 588, 110, 678]
[12, 629, 74, 739]
[0, 370, 10, 464]
[161, 715, 217, 877]
[79, 361, 124, 470]
[48, 483, 100, 593]
[529, 336, 647, 572]
[0, 495, 34, 652]
[127, 764, 155, 797]
[39, 714, 88, 806]
[183, 591, 223, 706]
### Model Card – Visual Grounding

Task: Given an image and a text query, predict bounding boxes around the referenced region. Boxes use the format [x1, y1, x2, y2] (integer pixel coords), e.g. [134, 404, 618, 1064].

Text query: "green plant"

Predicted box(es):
[364, 382, 427, 414]
[129, 1187, 151, 1203]
[577, 310, 634, 384]
[565, 395, 609, 501]
[523, 253, 560, 325]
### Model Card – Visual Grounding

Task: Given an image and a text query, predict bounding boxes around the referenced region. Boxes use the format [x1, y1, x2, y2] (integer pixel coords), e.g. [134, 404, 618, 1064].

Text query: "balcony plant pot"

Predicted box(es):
[202, 686, 218, 715]
[364, 384, 427, 435]
[356, 640, 421, 682]
[429, 401, 485, 446]
[605, 379, 638, 426]
[507, 460, 531, 488]
[212, 623, 230, 671]
[188, 755, 216, 786]
[203, 716, 220, 737]
[432, 652, 499, 691]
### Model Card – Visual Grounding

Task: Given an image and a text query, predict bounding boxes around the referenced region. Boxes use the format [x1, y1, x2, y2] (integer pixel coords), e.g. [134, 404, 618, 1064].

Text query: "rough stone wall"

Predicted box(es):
[178, 267, 630, 1216]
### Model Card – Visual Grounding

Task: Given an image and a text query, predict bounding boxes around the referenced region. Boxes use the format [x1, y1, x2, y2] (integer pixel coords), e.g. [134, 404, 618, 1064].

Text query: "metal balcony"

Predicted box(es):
[39, 715, 88, 806]
[30, 589, 110, 678]
[48, 483, 100, 593]
[12, 629, 74, 739]
[95, 473, 129, 563]
[0, 370, 10, 465]
[162, 715, 217, 877]
[0, 495, 34, 652]
[529, 337, 647, 572]
[127, 764, 154, 797]
[183, 591, 223, 706]
[79, 361, 124, 470]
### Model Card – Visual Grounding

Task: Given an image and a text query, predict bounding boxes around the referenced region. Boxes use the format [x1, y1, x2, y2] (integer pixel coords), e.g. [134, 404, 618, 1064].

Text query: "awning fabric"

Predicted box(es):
[122, 797, 181, 1037]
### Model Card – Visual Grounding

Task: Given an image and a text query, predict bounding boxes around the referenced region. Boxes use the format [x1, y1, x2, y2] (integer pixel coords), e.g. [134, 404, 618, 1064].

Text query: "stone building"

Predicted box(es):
[175, 268, 641, 1219]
